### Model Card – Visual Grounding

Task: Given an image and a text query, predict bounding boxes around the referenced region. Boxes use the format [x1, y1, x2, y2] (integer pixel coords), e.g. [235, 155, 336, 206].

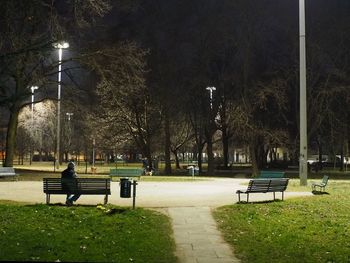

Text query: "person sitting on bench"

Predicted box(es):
[61, 162, 80, 206]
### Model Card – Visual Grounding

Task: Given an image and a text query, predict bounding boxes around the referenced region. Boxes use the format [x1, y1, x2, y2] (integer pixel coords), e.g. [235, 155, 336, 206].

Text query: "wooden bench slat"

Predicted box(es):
[43, 178, 111, 205]
[259, 171, 285, 178]
[0, 167, 18, 180]
[110, 168, 143, 178]
[236, 178, 289, 202]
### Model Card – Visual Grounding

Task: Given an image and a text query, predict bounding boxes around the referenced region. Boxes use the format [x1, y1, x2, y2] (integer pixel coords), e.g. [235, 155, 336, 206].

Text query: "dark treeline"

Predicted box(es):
[1, 0, 349, 175]
[91, 0, 350, 175]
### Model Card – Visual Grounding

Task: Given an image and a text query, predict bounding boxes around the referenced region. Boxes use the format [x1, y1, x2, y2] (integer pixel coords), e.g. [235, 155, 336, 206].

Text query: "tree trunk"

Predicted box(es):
[273, 148, 277, 161]
[222, 127, 229, 169]
[249, 137, 266, 177]
[348, 111, 350, 163]
[141, 139, 153, 171]
[196, 144, 204, 174]
[206, 136, 214, 175]
[164, 113, 172, 174]
[84, 150, 88, 174]
[5, 109, 20, 167]
[340, 138, 344, 171]
[250, 144, 259, 177]
[317, 135, 323, 171]
[146, 154, 153, 171]
[172, 149, 181, 169]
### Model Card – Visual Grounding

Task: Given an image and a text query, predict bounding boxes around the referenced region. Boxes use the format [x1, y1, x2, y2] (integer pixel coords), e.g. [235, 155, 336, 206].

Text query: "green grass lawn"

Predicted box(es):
[0, 201, 177, 263]
[213, 180, 350, 263]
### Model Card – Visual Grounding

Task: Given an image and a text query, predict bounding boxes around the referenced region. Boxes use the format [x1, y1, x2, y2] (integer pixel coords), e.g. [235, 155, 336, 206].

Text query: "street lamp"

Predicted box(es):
[31, 86, 39, 127]
[66, 112, 73, 121]
[30, 86, 39, 165]
[66, 112, 73, 161]
[92, 138, 96, 168]
[92, 138, 96, 174]
[206, 86, 216, 109]
[53, 41, 69, 169]
[299, 0, 308, 185]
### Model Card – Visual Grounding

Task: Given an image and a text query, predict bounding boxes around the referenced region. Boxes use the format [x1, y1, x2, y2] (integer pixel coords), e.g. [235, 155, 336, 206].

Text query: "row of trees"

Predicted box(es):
[89, 0, 350, 175]
[1, 0, 350, 176]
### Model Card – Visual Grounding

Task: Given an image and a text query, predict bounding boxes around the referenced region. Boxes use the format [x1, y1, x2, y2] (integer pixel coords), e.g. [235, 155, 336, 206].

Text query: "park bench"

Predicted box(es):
[311, 175, 329, 192]
[182, 161, 198, 170]
[115, 159, 127, 166]
[110, 168, 144, 180]
[43, 178, 111, 205]
[236, 178, 289, 203]
[0, 167, 18, 180]
[259, 170, 285, 178]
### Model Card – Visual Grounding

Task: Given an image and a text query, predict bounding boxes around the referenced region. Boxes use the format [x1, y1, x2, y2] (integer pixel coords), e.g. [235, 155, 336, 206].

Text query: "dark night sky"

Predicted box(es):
[1, 0, 349, 126]
[99, 0, 349, 46]
[86, 0, 349, 83]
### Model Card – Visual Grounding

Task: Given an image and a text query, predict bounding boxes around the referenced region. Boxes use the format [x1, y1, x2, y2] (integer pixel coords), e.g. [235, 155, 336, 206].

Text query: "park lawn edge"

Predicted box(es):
[0, 200, 178, 263]
[213, 181, 350, 263]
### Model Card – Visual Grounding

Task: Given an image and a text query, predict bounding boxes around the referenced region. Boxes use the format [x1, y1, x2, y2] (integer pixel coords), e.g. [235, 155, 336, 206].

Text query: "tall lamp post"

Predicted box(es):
[299, 0, 308, 185]
[30, 86, 39, 165]
[206, 86, 216, 109]
[31, 86, 39, 122]
[92, 138, 96, 174]
[206, 86, 216, 171]
[66, 112, 73, 161]
[53, 41, 69, 169]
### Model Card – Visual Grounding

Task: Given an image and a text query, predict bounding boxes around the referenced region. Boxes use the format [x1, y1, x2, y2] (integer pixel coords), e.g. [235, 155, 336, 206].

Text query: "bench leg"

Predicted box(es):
[273, 192, 276, 200]
[237, 192, 241, 203]
[247, 193, 249, 203]
[46, 194, 50, 204]
[104, 195, 108, 205]
[282, 191, 284, 201]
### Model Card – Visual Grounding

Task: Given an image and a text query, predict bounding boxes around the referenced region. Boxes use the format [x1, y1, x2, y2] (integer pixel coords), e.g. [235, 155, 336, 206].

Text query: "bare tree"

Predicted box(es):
[88, 42, 159, 169]
[0, 0, 111, 167]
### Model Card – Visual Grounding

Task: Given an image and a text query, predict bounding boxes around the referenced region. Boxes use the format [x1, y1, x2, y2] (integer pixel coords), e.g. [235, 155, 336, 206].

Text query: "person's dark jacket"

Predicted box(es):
[61, 168, 78, 192]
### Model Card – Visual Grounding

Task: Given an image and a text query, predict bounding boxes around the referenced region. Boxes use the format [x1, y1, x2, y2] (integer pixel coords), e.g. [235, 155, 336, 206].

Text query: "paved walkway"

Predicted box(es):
[0, 178, 312, 263]
[168, 207, 240, 263]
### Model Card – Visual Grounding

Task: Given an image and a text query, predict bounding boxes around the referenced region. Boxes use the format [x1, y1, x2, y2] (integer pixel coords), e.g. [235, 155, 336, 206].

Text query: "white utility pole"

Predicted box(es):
[299, 0, 308, 186]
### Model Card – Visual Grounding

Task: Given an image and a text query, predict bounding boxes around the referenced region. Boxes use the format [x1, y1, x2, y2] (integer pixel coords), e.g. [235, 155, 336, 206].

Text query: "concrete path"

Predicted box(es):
[168, 207, 240, 263]
[0, 178, 312, 263]
[0, 178, 311, 207]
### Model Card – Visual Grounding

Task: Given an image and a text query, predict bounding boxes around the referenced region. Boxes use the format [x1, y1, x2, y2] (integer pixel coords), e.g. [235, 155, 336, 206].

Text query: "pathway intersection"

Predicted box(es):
[0, 178, 312, 262]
